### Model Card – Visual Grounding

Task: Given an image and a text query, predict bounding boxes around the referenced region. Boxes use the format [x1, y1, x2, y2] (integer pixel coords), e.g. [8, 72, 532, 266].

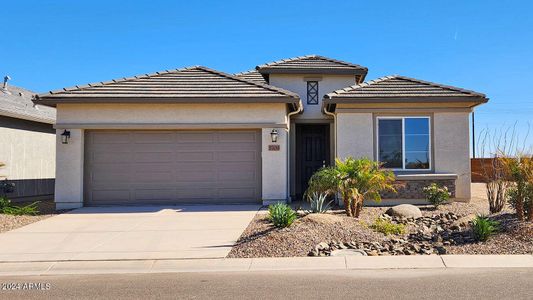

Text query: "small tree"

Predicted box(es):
[500, 154, 533, 221]
[306, 157, 395, 218]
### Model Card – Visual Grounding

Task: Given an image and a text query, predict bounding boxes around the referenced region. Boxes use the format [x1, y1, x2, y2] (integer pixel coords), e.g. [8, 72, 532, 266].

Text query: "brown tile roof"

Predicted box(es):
[35, 66, 301, 109]
[256, 55, 368, 76]
[234, 70, 267, 84]
[324, 75, 488, 103]
[1, 85, 55, 124]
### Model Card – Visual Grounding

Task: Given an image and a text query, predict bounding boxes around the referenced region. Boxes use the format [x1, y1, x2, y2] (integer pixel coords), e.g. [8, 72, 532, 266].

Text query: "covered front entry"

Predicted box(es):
[295, 124, 330, 200]
[84, 130, 261, 206]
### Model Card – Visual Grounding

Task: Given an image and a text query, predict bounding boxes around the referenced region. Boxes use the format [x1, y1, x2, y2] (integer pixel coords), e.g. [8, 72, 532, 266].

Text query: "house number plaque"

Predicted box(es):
[268, 145, 280, 151]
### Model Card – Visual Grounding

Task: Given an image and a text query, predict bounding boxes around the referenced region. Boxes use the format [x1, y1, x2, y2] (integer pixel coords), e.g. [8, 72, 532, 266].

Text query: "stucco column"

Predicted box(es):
[261, 128, 288, 204]
[55, 128, 84, 209]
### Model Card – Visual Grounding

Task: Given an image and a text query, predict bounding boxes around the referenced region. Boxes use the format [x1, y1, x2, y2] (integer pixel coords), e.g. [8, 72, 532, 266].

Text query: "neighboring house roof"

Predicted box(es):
[323, 75, 488, 110]
[234, 70, 268, 84]
[256, 55, 368, 79]
[0, 85, 55, 124]
[35, 66, 301, 110]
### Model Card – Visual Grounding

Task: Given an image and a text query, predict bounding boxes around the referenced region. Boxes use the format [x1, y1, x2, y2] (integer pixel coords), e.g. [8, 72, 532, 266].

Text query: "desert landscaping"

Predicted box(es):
[228, 183, 533, 258]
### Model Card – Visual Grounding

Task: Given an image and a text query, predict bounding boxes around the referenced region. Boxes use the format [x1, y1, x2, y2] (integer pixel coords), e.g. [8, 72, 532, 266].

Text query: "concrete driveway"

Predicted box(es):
[0, 205, 260, 262]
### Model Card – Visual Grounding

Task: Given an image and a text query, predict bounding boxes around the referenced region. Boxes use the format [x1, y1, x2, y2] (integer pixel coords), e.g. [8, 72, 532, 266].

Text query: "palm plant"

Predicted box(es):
[306, 157, 396, 218]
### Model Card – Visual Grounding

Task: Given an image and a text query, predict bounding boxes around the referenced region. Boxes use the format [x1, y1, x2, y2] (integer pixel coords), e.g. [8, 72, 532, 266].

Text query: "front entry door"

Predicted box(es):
[295, 124, 330, 200]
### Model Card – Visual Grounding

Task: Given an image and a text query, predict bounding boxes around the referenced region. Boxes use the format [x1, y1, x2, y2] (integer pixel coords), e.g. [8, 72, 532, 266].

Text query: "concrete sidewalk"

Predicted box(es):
[1, 255, 532, 276]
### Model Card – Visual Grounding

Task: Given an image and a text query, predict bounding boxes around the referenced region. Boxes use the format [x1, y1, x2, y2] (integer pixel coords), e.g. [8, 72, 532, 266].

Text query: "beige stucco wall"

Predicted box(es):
[56, 103, 288, 125]
[0, 122, 55, 200]
[335, 111, 472, 200]
[433, 112, 471, 200]
[269, 74, 355, 120]
[0, 127, 55, 180]
[54, 103, 291, 208]
[336, 112, 374, 159]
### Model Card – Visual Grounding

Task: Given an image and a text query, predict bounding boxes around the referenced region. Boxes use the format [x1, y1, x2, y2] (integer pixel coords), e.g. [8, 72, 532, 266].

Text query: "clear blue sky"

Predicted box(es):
[1, 0, 532, 155]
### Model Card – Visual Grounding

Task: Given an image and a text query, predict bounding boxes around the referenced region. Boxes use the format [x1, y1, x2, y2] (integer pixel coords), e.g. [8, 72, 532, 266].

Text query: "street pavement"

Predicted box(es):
[0, 268, 531, 299]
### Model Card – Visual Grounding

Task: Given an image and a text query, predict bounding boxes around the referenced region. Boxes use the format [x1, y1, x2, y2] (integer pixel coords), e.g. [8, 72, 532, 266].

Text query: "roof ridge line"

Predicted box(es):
[256, 54, 368, 71]
[194, 66, 299, 99]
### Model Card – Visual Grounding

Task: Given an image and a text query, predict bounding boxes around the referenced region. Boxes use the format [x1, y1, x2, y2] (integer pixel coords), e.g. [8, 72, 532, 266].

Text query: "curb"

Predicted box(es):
[0, 255, 532, 276]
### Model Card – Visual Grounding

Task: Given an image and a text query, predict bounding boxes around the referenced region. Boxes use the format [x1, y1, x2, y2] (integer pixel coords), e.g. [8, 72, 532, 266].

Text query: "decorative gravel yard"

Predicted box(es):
[0, 200, 65, 233]
[227, 184, 533, 258]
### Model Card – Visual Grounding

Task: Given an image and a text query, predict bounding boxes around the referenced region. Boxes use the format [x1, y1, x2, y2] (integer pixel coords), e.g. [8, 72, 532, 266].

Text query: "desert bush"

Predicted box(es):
[306, 192, 332, 214]
[507, 185, 532, 217]
[500, 154, 533, 221]
[423, 183, 451, 208]
[472, 215, 499, 242]
[268, 203, 297, 228]
[306, 157, 395, 218]
[0, 196, 39, 216]
[370, 219, 406, 235]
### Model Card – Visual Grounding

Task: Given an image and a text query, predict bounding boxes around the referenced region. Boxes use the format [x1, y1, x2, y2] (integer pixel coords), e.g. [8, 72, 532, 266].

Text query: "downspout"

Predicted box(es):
[286, 100, 303, 203]
[323, 103, 337, 158]
[323, 102, 339, 205]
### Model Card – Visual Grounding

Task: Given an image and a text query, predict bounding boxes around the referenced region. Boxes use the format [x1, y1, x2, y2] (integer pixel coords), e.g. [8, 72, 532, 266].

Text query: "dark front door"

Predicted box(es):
[295, 124, 330, 200]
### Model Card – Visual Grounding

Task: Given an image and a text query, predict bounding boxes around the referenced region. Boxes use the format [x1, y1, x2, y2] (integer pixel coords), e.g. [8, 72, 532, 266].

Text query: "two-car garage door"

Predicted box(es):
[84, 130, 261, 206]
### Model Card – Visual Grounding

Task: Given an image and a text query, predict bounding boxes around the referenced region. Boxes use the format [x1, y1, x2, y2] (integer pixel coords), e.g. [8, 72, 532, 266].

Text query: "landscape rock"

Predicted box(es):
[385, 204, 422, 219]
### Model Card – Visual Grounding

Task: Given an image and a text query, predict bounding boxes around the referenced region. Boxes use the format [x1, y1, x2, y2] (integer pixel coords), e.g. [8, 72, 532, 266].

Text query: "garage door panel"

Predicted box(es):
[177, 188, 217, 199]
[132, 143, 176, 152]
[176, 132, 216, 143]
[133, 132, 175, 143]
[175, 171, 216, 182]
[92, 132, 132, 144]
[176, 152, 215, 162]
[217, 151, 257, 162]
[133, 152, 174, 163]
[217, 132, 257, 142]
[92, 190, 131, 203]
[218, 188, 256, 199]
[134, 189, 176, 201]
[85, 130, 261, 205]
[218, 171, 256, 182]
[92, 152, 135, 163]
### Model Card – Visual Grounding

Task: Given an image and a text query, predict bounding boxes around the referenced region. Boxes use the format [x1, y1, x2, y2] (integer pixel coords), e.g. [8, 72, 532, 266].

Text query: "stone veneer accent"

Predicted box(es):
[381, 179, 456, 199]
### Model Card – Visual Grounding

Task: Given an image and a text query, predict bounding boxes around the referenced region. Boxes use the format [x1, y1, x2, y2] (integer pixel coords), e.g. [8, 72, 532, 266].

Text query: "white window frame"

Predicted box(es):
[376, 116, 432, 171]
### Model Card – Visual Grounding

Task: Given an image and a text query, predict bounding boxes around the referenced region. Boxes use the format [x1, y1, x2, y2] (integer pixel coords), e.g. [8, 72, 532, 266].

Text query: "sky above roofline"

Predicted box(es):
[1, 0, 531, 155]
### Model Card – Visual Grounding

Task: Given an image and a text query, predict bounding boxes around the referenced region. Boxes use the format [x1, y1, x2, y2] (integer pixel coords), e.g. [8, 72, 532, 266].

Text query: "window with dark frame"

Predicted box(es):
[306, 81, 318, 105]
[377, 117, 431, 170]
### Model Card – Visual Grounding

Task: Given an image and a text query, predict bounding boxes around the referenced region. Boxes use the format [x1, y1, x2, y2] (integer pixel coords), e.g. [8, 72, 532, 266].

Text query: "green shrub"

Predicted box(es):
[472, 215, 499, 242]
[268, 203, 297, 228]
[307, 192, 332, 214]
[423, 183, 451, 208]
[0, 196, 10, 210]
[370, 218, 406, 235]
[0, 197, 40, 216]
[507, 185, 532, 217]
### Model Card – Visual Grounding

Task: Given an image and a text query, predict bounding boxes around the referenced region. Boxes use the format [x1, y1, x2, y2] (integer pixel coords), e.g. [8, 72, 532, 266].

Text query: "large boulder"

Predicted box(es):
[385, 204, 422, 219]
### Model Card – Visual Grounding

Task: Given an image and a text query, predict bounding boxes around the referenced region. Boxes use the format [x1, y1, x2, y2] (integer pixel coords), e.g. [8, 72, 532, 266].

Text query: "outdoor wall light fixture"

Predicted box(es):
[61, 130, 71, 144]
[270, 129, 279, 143]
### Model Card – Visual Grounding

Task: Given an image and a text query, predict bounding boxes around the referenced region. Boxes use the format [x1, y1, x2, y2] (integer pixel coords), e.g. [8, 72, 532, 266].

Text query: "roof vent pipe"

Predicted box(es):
[2, 75, 11, 93]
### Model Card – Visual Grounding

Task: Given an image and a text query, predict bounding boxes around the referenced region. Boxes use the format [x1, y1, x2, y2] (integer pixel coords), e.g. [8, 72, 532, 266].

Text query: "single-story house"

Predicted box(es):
[1, 77, 56, 201]
[33, 55, 488, 209]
